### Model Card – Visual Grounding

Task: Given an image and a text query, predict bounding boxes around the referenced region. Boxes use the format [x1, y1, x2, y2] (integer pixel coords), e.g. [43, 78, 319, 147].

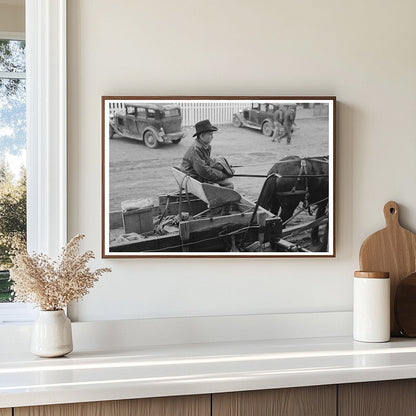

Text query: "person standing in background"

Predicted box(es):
[271, 105, 284, 142]
[278, 106, 296, 144]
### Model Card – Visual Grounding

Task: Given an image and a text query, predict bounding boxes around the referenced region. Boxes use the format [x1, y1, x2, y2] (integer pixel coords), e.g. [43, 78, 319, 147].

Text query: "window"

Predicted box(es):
[0, 36, 26, 304]
[136, 107, 146, 118]
[126, 106, 135, 115]
[164, 108, 180, 117]
[0, 0, 67, 323]
[0, 33, 34, 323]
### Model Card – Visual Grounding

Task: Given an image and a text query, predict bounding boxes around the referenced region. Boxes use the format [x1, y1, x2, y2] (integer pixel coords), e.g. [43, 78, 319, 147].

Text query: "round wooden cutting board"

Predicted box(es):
[359, 201, 416, 336]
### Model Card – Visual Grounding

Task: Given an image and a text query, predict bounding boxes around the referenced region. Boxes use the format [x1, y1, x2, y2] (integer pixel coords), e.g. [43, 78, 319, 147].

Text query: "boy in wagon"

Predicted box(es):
[181, 119, 234, 189]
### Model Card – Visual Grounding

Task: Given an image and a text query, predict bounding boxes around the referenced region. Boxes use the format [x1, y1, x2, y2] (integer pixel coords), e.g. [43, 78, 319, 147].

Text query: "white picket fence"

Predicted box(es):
[109, 102, 125, 114]
[108, 101, 245, 127]
[172, 101, 244, 127]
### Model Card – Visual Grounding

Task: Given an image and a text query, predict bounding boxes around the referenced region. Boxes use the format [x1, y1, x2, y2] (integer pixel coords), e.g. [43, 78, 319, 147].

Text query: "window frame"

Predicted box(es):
[26, 0, 67, 257]
[0, 31, 28, 318]
[0, 0, 67, 323]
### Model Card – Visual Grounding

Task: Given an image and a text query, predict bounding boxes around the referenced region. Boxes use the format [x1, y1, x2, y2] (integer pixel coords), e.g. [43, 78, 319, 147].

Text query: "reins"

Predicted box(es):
[231, 155, 329, 169]
[233, 173, 328, 178]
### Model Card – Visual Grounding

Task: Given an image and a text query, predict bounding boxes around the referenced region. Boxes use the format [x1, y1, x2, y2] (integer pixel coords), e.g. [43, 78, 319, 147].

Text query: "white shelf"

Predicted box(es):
[2, 335, 416, 408]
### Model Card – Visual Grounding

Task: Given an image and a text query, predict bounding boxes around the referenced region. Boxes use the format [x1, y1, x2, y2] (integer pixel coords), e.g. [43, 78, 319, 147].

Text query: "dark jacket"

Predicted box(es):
[273, 109, 284, 124]
[181, 138, 227, 182]
[283, 109, 295, 126]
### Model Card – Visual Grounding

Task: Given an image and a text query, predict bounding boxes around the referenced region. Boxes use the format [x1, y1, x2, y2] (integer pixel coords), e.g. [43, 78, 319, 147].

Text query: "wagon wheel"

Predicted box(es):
[232, 115, 242, 127]
[143, 131, 160, 149]
[262, 121, 273, 136]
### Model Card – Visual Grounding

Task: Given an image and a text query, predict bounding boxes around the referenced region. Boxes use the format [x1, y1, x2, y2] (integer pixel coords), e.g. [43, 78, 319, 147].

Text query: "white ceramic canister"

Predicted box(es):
[353, 271, 390, 343]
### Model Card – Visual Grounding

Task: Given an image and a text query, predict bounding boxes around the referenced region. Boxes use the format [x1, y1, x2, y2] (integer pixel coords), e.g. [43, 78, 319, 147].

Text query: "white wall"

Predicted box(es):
[67, 0, 416, 322]
[0, 3, 24, 33]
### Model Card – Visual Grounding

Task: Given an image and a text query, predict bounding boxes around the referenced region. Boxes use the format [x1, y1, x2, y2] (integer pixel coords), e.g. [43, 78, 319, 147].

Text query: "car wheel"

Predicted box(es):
[232, 115, 242, 127]
[172, 139, 182, 144]
[109, 124, 115, 139]
[143, 131, 160, 149]
[262, 121, 273, 137]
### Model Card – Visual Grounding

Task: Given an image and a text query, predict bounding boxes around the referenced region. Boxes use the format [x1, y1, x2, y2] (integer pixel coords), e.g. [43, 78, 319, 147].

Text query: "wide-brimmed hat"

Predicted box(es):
[193, 119, 218, 137]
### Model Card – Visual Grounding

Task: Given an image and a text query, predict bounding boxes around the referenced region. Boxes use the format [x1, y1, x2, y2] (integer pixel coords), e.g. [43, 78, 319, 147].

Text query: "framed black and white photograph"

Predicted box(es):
[102, 96, 336, 258]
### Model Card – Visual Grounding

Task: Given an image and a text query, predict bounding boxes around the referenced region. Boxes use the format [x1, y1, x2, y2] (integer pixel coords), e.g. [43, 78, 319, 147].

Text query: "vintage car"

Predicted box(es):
[109, 103, 186, 148]
[232, 103, 296, 136]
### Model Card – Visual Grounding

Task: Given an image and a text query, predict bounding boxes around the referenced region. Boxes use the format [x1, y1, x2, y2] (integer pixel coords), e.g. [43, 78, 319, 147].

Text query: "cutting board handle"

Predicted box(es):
[384, 201, 400, 228]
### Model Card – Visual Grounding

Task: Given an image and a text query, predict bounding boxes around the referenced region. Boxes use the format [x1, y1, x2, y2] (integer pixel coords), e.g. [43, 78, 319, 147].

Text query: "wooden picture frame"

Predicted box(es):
[102, 96, 336, 258]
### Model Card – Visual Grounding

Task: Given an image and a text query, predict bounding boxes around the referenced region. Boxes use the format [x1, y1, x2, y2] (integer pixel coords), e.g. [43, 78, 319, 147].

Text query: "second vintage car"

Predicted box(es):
[232, 103, 297, 137]
[109, 103, 186, 148]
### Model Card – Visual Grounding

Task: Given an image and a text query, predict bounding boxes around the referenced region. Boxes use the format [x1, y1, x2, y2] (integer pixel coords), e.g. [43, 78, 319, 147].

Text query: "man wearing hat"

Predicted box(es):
[181, 119, 234, 189]
[277, 106, 296, 144]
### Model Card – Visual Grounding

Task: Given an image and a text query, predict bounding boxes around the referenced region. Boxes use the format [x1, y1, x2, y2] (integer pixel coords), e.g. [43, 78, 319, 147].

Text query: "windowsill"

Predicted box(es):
[0, 303, 36, 324]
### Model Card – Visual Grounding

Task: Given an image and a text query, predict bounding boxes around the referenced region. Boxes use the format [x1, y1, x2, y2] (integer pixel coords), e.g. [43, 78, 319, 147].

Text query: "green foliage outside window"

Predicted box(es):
[0, 270, 12, 302]
[0, 38, 27, 303]
[0, 162, 26, 302]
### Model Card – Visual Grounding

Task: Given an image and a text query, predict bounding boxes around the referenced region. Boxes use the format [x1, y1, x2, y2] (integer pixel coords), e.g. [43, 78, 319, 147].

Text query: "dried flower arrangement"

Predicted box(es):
[10, 234, 111, 311]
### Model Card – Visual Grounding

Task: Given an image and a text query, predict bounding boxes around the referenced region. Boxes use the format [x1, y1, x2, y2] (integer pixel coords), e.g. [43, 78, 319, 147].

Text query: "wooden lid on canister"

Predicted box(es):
[354, 271, 390, 279]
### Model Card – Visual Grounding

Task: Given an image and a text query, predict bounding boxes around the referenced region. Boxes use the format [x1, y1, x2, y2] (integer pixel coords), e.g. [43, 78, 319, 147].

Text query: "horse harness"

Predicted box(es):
[275, 156, 328, 211]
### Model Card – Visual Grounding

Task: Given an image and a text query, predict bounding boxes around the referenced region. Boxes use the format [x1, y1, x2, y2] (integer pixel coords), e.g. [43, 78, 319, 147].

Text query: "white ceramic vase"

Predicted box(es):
[31, 310, 73, 357]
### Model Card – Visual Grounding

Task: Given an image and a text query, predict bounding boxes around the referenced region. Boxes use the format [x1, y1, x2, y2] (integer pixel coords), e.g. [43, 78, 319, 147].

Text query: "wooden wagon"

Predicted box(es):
[109, 168, 293, 253]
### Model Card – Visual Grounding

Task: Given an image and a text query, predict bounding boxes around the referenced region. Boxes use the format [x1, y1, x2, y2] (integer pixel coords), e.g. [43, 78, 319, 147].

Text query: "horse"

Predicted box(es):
[257, 155, 329, 251]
